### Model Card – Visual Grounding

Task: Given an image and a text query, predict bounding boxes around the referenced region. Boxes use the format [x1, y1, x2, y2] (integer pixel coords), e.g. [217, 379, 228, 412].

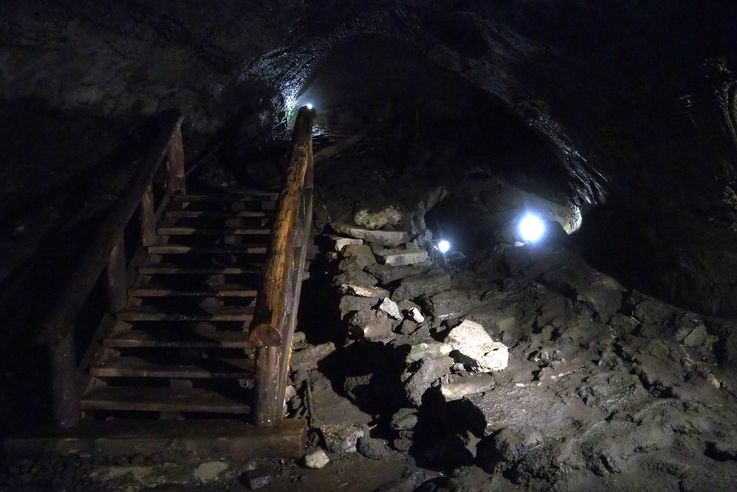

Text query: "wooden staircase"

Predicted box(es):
[80, 189, 277, 417]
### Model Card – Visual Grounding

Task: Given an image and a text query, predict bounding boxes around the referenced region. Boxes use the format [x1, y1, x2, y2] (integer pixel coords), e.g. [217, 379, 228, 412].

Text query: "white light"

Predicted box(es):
[518, 213, 546, 243]
[437, 240, 451, 254]
[305, 102, 314, 110]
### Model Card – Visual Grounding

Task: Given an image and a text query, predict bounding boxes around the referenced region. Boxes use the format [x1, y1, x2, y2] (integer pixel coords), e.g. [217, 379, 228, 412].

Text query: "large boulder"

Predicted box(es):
[391, 270, 451, 301]
[445, 320, 508, 372]
[401, 355, 453, 406]
[353, 205, 403, 230]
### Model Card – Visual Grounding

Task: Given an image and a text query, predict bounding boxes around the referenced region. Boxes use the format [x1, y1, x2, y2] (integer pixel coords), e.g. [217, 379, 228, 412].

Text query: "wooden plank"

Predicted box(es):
[147, 244, 268, 255]
[36, 110, 184, 346]
[91, 356, 255, 379]
[140, 184, 157, 247]
[129, 285, 257, 297]
[252, 106, 314, 426]
[166, 127, 186, 192]
[165, 210, 269, 219]
[3, 419, 306, 459]
[106, 234, 127, 313]
[104, 328, 252, 349]
[139, 265, 261, 275]
[81, 387, 249, 414]
[172, 194, 277, 203]
[157, 227, 270, 236]
[116, 306, 254, 322]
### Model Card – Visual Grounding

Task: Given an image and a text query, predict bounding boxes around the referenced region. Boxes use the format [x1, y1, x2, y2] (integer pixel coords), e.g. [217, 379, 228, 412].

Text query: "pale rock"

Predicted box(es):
[353, 205, 403, 230]
[333, 223, 410, 247]
[440, 374, 495, 401]
[445, 320, 508, 372]
[379, 297, 402, 320]
[329, 235, 363, 252]
[304, 449, 330, 469]
[339, 244, 376, 269]
[374, 247, 429, 267]
[406, 342, 452, 363]
[348, 310, 393, 339]
[408, 307, 425, 323]
[340, 284, 390, 298]
[193, 461, 229, 483]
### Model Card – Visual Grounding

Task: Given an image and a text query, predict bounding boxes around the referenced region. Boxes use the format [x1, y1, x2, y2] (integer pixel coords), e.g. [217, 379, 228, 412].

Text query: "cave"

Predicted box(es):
[2, 2, 737, 491]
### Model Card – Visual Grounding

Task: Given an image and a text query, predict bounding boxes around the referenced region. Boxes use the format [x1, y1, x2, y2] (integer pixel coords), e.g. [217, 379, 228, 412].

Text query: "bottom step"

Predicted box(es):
[81, 387, 250, 414]
[3, 419, 306, 459]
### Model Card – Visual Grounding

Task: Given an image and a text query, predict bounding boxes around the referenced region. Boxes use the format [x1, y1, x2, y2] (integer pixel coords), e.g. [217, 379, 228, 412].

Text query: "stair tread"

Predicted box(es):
[165, 210, 269, 218]
[148, 244, 268, 255]
[158, 227, 271, 236]
[117, 306, 254, 322]
[104, 328, 252, 349]
[91, 356, 255, 378]
[129, 284, 258, 297]
[173, 193, 277, 202]
[139, 265, 262, 275]
[81, 386, 250, 414]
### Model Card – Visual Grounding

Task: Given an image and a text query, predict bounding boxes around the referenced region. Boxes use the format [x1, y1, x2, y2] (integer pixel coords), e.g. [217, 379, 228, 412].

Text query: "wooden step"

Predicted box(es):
[172, 193, 277, 203]
[81, 387, 250, 414]
[104, 328, 252, 349]
[158, 227, 271, 236]
[129, 285, 258, 297]
[147, 244, 268, 255]
[166, 210, 269, 219]
[116, 306, 254, 322]
[91, 356, 255, 379]
[139, 265, 261, 275]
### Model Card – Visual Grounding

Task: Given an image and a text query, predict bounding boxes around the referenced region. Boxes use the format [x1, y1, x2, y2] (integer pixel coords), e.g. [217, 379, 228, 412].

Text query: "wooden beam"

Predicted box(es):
[49, 331, 80, 428]
[140, 184, 156, 247]
[106, 233, 127, 313]
[166, 126, 186, 192]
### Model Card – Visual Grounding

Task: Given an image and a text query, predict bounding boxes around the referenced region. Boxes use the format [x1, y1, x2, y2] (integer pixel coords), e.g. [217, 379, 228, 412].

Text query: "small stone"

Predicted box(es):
[304, 449, 330, 469]
[374, 247, 429, 267]
[379, 297, 402, 320]
[402, 356, 453, 406]
[407, 307, 424, 323]
[440, 373, 495, 401]
[340, 284, 391, 298]
[357, 436, 391, 460]
[292, 331, 307, 345]
[329, 235, 364, 252]
[333, 223, 410, 247]
[324, 425, 365, 454]
[243, 468, 272, 489]
[339, 296, 380, 320]
[193, 461, 229, 483]
[398, 319, 417, 334]
[445, 320, 508, 372]
[406, 342, 453, 363]
[391, 408, 419, 431]
[340, 244, 376, 269]
[392, 439, 413, 453]
[348, 310, 393, 339]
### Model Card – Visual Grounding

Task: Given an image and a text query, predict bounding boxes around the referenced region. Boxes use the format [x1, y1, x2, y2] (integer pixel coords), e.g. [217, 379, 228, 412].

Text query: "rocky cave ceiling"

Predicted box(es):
[2, 0, 737, 316]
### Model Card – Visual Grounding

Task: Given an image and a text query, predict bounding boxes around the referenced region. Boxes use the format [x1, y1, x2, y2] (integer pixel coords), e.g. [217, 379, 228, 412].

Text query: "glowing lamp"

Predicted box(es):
[518, 213, 546, 244]
[437, 239, 451, 254]
[305, 102, 314, 110]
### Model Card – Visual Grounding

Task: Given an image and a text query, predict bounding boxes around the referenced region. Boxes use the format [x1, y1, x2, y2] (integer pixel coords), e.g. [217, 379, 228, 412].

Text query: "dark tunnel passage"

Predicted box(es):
[2, 1, 737, 491]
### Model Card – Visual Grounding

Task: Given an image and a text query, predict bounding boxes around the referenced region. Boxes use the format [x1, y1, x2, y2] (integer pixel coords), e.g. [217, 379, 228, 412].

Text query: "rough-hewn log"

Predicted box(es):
[106, 234, 127, 313]
[49, 331, 80, 428]
[36, 110, 184, 347]
[251, 107, 314, 425]
[140, 184, 156, 247]
[167, 127, 186, 192]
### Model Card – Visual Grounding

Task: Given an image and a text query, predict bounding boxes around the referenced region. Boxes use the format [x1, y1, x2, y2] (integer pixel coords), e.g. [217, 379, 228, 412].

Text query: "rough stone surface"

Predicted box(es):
[420, 290, 477, 320]
[329, 235, 363, 252]
[290, 342, 335, 371]
[340, 284, 391, 298]
[357, 436, 392, 460]
[353, 206, 402, 230]
[339, 295, 380, 320]
[374, 247, 429, 267]
[401, 355, 453, 406]
[391, 270, 451, 301]
[333, 223, 410, 247]
[406, 342, 453, 363]
[333, 269, 379, 287]
[304, 449, 330, 469]
[192, 461, 229, 483]
[367, 262, 433, 285]
[379, 297, 402, 320]
[340, 244, 377, 269]
[348, 309, 393, 339]
[445, 320, 508, 372]
[440, 374, 495, 401]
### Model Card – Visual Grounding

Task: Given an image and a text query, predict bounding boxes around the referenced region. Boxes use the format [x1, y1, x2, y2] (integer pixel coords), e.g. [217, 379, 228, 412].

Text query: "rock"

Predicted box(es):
[332, 269, 379, 287]
[324, 425, 365, 454]
[339, 296, 380, 320]
[408, 307, 425, 323]
[339, 284, 391, 298]
[379, 297, 402, 319]
[445, 320, 508, 372]
[367, 261, 433, 284]
[478, 427, 543, 468]
[402, 356, 453, 406]
[193, 461, 229, 483]
[398, 319, 418, 334]
[353, 205, 403, 230]
[292, 331, 306, 345]
[391, 408, 419, 431]
[328, 235, 363, 252]
[339, 244, 376, 269]
[357, 436, 391, 460]
[392, 270, 451, 301]
[348, 309, 393, 339]
[374, 247, 429, 266]
[304, 449, 330, 469]
[421, 290, 475, 320]
[440, 374, 495, 401]
[290, 342, 335, 371]
[242, 468, 272, 489]
[333, 223, 410, 247]
[406, 342, 453, 362]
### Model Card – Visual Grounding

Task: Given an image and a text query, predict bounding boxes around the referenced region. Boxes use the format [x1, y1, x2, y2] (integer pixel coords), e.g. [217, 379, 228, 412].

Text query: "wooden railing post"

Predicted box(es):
[50, 329, 80, 428]
[140, 184, 156, 246]
[106, 233, 127, 313]
[166, 127, 186, 192]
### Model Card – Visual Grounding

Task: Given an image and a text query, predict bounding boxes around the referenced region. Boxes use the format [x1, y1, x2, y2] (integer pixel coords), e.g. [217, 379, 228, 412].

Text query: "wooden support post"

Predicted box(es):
[50, 330, 80, 428]
[166, 127, 186, 193]
[106, 233, 127, 313]
[140, 184, 156, 247]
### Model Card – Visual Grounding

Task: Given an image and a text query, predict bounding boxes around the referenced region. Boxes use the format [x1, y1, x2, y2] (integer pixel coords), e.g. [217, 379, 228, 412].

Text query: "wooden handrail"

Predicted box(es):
[250, 107, 315, 425]
[35, 109, 185, 428]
